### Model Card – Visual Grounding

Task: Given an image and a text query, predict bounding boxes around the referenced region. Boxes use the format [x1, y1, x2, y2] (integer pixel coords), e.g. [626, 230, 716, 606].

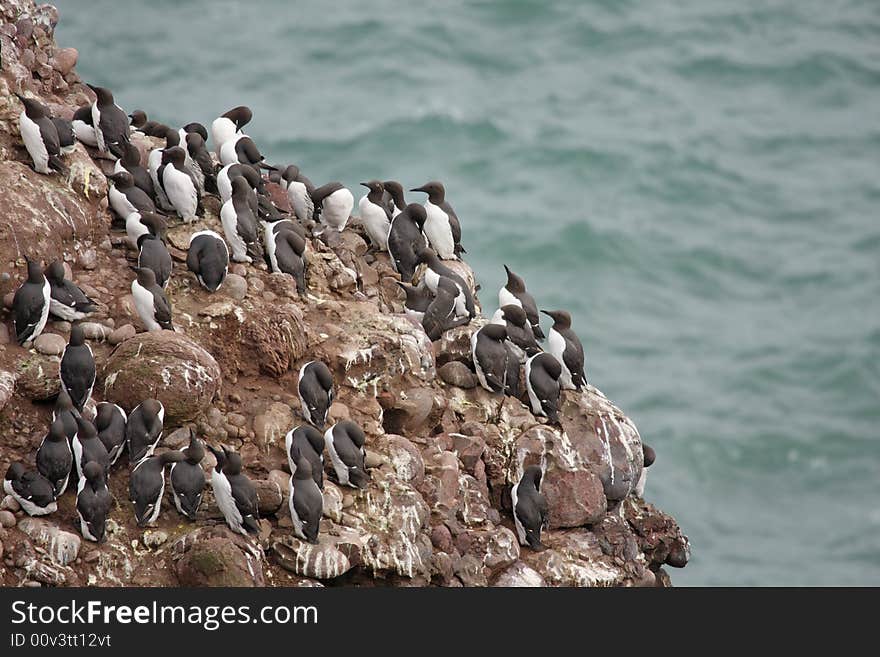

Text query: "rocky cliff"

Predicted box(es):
[0, 0, 689, 587]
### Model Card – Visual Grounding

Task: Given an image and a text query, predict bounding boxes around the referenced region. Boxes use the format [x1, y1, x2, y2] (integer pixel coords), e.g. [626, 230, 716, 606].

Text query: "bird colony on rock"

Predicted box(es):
[6, 86, 657, 555]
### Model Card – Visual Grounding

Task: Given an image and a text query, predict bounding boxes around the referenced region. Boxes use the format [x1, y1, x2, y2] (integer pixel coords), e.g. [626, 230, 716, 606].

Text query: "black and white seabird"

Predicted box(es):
[128, 109, 167, 137]
[113, 141, 155, 200]
[493, 304, 540, 360]
[221, 176, 261, 263]
[60, 324, 96, 412]
[525, 352, 562, 425]
[541, 309, 586, 391]
[4, 463, 57, 516]
[53, 387, 79, 442]
[220, 134, 270, 169]
[170, 431, 206, 521]
[12, 257, 51, 345]
[137, 233, 172, 289]
[108, 171, 156, 218]
[125, 210, 167, 250]
[206, 445, 260, 536]
[358, 180, 392, 250]
[217, 162, 263, 204]
[471, 323, 519, 397]
[285, 425, 325, 490]
[86, 83, 130, 158]
[72, 414, 110, 481]
[36, 417, 73, 497]
[289, 458, 323, 544]
[147, 128, 178, 213]
[186, 132, 216, 194]
[283, 165, 316, 226]
[211, 105, 252, 159]
[76, 461, 111, 542]
[72, 104, 98, 148]
[187, 230, 229, 292]
[311, 182, 353, 233]
[422, 276, 470, 341]
[95, 401, 127, 465]
[324, 421, 370, 489]
[263, 221, 307, 295]
[417, 246, 476, 319]
[500, 265, 544, 340]
[126, 399, 165, 464]
[129, 450, 184, 527]
[396, 280, 433, 320]
[511, 465, 549, 550]
[298, 360, 334, 429]
[45, 260, 96, 321]
[131, 267, 173, 332]
[51, 115, 75, 154]
[387, 203, 428, 283]
[411, 181, 464, 259]
[161, 146, 199, 222]
[635, 444, 655, 498]
[16, 93, 67, 175]
[382, 180, 406, 218]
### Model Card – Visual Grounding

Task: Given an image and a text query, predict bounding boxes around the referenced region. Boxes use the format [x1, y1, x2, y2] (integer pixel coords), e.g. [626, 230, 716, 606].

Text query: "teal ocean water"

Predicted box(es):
[52, 0, 880, 585]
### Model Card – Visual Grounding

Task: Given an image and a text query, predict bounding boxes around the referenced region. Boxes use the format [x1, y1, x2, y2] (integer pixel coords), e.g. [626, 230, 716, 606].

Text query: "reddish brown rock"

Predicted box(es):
[102, 331, 221, 424]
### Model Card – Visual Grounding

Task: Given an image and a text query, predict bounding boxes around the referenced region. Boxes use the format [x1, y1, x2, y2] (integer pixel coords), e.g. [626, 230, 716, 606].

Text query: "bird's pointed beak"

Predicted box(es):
[360, 182, 370, 188]
[410, 185, 427, 193]
[540, 309, 552, 317]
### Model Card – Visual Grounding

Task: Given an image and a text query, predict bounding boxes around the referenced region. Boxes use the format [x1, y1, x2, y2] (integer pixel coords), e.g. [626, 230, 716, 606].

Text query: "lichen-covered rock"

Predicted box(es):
[492, 561, 546, 587]
[102, 330, 221, 423]
[15, 353, 60, 400]
[273, 536, 353, 580]
[17, 518, 81, 566]
[173, 527, 264, 587]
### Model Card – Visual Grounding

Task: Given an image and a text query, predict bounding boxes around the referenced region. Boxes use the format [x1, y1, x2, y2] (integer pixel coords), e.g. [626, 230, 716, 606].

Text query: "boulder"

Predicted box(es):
[102, 330, 221, 424]
[17, 518, 80, 566]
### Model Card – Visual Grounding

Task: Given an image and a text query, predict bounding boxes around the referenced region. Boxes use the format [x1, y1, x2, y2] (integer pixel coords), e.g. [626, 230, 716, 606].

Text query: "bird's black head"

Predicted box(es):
[185, 131, 206, 152]
[183, 122, 208, 141]
[44, 259, 65, 283]
[69, 324, 86, 347]
[405, 203, 427, 228]
[415, 244, 438, 265]
[47, 416, 68, 442]
[502, 304, 528, 328]
[121, 141, 142, 167]
[410, 180, 445, 204]
[82, 460, 105, 486]
[5, 462, 25, 482]
[221, 105, 252, 131]
[86, 83, 113, 105]
[643, 444, 656, 468]
[522, 464, 543, 489]
[24, 256, 44, 283]
[108, 171, 134, 188]
[540, 309, 571, 329]
[15, 93, 46, 119]
[133, 266, 158, 288]
[161, 146, 186, 166]
[128, 109, 147, 127]
[382, 180, 406, 208]
[480, 323, 508, 342]
[74, 414, 98, 439]
[503, 265, 526, 293]
[223, 449, 243, 476]
[185, 430, 205, 465]
[282, 164, 300, 183]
